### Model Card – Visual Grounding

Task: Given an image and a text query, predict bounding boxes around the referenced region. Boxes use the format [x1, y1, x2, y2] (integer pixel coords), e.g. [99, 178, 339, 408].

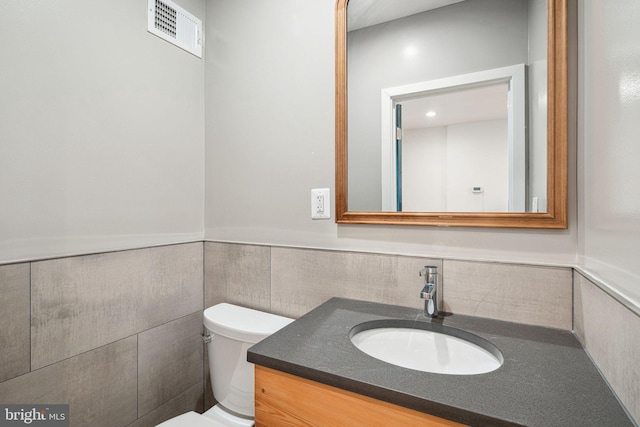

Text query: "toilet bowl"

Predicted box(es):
[157, 303, 293, 427]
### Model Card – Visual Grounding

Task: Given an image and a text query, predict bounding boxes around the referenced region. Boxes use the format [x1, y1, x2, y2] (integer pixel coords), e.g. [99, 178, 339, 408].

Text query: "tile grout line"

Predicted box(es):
[29, 262, 32, 374]
[202, 241, 206, 411]
[136, 333, 139, 421]
[269, 245, 273, 313]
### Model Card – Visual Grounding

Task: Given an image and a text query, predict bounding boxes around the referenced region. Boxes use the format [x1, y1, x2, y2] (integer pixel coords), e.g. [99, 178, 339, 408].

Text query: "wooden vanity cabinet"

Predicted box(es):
[255, 366, 467, 427]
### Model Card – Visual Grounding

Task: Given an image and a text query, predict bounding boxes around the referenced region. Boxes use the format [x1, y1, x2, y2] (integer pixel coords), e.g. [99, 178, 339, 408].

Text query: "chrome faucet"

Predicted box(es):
[419, 266, 439, 318]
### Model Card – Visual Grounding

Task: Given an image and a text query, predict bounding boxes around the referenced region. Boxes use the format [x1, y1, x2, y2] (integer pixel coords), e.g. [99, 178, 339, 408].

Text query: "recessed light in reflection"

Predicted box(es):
[426, 111, 437, 117]
[404, 45, 418, 58]
[619, 72, 640, 103]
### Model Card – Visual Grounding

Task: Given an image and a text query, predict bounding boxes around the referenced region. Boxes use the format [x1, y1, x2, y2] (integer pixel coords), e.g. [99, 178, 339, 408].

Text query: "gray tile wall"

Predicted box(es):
[204, 243, 271, 312]
[203, 242, 640, 419]
[0, 243, 205, 427]
[138, 312, 204, 417]
[0, 336, 138, 427]
[574, 273, 640, 424]
[2, 241, 636, 425]
[204, 242, 572, 328]
[270, 247, 441, 318]
[0, 263, 30, 382]
[443, 260, 573, 329]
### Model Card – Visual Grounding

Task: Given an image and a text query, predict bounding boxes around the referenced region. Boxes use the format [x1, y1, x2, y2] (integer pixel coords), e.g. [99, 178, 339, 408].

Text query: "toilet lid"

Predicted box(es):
[156, 411, 225, 427]
[203, 303, 293, 343]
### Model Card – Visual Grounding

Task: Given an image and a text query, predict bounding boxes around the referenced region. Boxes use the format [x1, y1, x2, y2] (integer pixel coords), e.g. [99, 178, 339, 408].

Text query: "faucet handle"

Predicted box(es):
[420, 283, 435, 299]
[419, 266, 439, 318]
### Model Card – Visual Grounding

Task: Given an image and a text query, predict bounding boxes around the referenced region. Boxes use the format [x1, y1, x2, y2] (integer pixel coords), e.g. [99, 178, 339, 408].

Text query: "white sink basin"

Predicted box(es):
[350, 323, 503, 375]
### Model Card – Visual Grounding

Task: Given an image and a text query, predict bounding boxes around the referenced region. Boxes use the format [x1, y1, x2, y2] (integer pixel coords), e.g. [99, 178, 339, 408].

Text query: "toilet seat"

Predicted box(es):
[156, 411, 223, 427]
[156, 406, 255, 427]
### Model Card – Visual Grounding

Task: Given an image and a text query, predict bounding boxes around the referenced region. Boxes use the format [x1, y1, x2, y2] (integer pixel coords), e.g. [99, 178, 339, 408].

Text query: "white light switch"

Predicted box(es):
[311, 188, 331, 219]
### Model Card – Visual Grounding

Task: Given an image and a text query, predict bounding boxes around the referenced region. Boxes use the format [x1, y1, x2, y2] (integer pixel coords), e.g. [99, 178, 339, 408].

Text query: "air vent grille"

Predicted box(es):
[155, 0, 177, 38]
[148, 0, 202, 58]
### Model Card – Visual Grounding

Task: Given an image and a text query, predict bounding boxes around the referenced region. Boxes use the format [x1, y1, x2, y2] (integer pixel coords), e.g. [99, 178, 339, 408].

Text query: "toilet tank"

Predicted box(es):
[203, 303, 293, 417]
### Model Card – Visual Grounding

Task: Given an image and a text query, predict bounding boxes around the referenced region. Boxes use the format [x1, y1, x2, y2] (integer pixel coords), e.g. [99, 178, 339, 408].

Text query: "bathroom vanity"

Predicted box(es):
[254, 365, 462, 426]
[248, 298, 632, 426]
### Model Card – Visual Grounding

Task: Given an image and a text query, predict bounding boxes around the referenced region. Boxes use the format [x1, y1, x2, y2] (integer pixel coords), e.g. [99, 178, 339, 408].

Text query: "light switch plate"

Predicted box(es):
[311, 188, 331, 219]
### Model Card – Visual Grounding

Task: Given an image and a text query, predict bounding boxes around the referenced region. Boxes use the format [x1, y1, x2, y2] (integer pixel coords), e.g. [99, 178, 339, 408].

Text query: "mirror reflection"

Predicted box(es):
[380, 65, 526, 213]
[347, 0, 548, 213]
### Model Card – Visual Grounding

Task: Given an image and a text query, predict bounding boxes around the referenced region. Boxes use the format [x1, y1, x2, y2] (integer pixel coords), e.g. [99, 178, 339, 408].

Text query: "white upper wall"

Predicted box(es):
[0, 0, 205, 263]
[402, 120, 509, 212]
[204, 0, 577, 266]
[579, 0, 640, 308]
[446, 120, 509, 212]
[2, 0, 635, 315]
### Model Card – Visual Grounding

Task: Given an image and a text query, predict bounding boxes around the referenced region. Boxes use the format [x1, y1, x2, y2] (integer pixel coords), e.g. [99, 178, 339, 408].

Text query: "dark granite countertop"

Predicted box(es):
[247, 297, 633, 427]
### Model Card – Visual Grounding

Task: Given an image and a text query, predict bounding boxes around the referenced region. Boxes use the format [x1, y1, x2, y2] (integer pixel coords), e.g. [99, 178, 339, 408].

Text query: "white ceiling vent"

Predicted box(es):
[148, 0, 202, 58]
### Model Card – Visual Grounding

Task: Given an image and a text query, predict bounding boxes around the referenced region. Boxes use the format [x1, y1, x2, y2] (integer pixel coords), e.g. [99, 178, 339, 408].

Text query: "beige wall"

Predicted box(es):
[0, 0, 634, 324]
[0, 0, 205, 263]
[578, 0, 640, 312]
[204, 0, 578, 268]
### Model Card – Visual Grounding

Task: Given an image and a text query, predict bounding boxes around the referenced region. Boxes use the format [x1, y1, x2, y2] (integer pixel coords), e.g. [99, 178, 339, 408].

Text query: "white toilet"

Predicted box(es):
[157, 303, 294, 427]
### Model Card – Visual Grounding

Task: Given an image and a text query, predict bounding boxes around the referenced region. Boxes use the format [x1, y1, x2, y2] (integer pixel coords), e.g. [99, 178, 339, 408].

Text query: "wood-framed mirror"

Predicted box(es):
[335, 0, 568, 228]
